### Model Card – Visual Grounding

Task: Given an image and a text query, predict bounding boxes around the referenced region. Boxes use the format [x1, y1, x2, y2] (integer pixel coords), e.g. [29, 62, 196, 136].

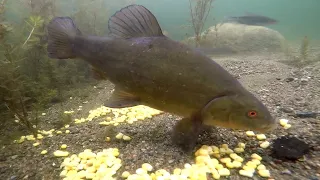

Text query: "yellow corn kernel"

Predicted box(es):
[279, 119, 288, 126]
[61, 144, 67, 149]
[229, 153, 239, 160]
[136, 168, 147, 175]
[251, 153, 262, 160]
[235, 157, 244, 162]
[238, 142, 246, 148]
[242, 165, 256, 172]
[256, 134, 267, 140]
[122, 135, 131, 141]
[258, 169, 271, 177]
[212, 170, 220, 179]
[221, 144, 228, 149]
[218, 168, 230, 176]
[54, 150, 69, 157]
[226, 162, 234, 168]
[246, 131, 255, 136]
[234, 147, 244, 153]
[115, 133, 124, 139]
[142, 163, 153, 171]
[257, 164, 266, 170]
[260, 141, 270, 148]
[284, 124, 292, 129]
[239, 170, 254, 177]
[105, 137, 111, 142]
[220, 158, 231, 164]
[232, 161, 242, 168]
[196, 148, 209, 156]
[173, 168, 182, 175]
[251, 159, 261, 165]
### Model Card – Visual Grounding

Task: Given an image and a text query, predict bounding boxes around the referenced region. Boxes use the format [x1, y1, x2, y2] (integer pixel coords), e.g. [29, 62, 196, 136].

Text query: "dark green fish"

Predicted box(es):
[225, 13, 278, 26]
[47, 5, 276, 150]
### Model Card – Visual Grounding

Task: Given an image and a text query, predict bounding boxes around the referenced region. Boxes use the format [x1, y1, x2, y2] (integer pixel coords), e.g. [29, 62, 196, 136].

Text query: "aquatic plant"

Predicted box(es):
[0, 44, 38, 137]
[22, 15, 44, 47]
[189, 0, 215, 47]
[300, 36, 309, 61]
[282, 36, 319, 68]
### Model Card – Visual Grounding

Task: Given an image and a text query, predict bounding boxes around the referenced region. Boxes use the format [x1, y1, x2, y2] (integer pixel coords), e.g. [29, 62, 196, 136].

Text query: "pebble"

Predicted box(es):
[281, 169, 292, 175]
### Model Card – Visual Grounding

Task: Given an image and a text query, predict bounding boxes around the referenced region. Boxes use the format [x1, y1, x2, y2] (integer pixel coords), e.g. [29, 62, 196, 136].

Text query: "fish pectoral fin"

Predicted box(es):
[104, 88, 140, 108]
[108, 5, 164, 38]
[172, 113, 209, 151]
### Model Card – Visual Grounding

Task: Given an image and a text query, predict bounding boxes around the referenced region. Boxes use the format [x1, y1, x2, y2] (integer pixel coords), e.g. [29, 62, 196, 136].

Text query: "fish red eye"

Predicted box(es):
[248, 111, 257, 118]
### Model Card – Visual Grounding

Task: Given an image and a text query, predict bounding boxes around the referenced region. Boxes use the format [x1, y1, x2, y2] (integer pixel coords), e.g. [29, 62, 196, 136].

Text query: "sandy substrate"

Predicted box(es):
[0, 52, 319, 180]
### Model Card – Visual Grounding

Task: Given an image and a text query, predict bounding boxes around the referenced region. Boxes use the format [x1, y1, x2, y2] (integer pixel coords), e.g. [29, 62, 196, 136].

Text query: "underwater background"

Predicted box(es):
[1, 1, 320, 180]
[5, 0, 320, 42]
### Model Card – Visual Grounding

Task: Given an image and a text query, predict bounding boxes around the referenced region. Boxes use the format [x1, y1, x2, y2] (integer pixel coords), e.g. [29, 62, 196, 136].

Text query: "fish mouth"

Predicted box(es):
[258, 123, 277, 133]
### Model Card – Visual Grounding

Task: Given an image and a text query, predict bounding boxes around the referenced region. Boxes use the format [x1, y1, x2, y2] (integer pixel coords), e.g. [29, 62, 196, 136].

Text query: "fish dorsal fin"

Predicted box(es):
[108, 4, 164, 38]
[104, 87, 141, 108]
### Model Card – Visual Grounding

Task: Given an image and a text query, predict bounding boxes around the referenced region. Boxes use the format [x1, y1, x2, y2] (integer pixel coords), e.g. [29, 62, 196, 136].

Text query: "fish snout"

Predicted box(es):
[259, 122, 277, 133]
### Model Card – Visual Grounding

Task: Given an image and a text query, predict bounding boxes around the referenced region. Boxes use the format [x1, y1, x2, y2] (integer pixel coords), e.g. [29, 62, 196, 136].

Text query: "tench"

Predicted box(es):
[47, 4, 276, 150]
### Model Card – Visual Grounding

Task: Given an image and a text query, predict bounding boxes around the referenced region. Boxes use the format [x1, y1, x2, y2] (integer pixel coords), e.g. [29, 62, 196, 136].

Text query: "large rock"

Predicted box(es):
[183, 23, 287, 53]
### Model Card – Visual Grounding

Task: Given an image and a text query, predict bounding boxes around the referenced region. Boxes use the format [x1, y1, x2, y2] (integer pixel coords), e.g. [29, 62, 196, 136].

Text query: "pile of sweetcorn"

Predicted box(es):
[13, 102, 293, 179]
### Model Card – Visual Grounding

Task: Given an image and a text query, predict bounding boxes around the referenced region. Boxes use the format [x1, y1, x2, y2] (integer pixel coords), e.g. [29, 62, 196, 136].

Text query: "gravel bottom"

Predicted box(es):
[0, 52, 319, 180]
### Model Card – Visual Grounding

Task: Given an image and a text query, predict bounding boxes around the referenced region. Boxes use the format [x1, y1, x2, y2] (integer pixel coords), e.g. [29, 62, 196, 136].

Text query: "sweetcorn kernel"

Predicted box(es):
[251, 153, 262, 160]
[279, 119, 288, 126]
[218, 168, 230, 176]
[260, 141, 270, 148]
[115, 133, 124, 139]
[238, 142, 246, 148]
[234, 148, 244, 153]
[257, 164, 266, 170]
[256, 134, 267, 140]
[40, 150, 48, 155]
[220, 158, 231, 164]
[122, 135, 131, 141]
[105, 137, 111, 142]
[232, 161, 242, 168]
[284, 124, 292, 129]
[258, 169, 271, 177]
[61, 144, 67, 149]
[246, 131, 255, 136]
[142, 163, 153, 171]
[239, 169, 254, 177]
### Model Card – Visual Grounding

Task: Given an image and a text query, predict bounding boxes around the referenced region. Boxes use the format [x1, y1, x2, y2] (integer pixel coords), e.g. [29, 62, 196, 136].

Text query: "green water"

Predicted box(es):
[136, 0, 320, 42]
[4, 0, 320, 42]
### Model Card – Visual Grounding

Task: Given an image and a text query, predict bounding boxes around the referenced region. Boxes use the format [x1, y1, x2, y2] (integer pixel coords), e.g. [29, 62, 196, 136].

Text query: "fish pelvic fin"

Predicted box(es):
[108, 4, 164, 38]
[47, 17, 81, 59]
[104, 87, 141, 108]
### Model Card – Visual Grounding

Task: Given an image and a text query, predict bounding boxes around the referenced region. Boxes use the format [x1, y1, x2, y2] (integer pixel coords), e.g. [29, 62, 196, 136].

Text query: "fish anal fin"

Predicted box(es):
[108, 5, 164, 38]
[104, 88, 140, 108]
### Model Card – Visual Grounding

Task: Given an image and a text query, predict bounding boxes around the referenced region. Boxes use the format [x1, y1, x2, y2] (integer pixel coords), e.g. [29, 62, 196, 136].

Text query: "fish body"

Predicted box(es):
[72, 35, 239, 115]
[47, 5, 276, 150]
[225, 14, 278, 26]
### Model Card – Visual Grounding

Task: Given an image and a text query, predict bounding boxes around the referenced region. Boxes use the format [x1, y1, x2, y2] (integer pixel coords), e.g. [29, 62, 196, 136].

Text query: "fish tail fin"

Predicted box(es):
[47, 17, 81, 59]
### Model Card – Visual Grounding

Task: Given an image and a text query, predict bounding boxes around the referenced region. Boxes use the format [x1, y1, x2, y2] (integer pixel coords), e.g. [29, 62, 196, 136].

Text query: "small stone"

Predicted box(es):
[285, 77, 294, 82]
[281, 169, 292, 175]
[300, 78, 308, 85]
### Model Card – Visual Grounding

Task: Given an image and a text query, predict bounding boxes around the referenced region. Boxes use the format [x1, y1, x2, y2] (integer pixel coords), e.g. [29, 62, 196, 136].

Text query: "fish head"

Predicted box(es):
[202, 93, 277, 133]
